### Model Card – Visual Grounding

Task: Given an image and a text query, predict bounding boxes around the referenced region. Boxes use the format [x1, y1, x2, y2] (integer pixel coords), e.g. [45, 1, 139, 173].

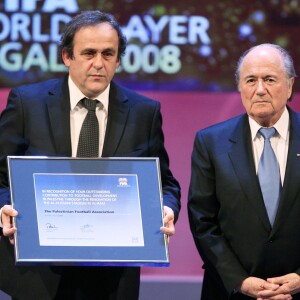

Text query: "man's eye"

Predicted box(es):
[83, 51, 95, 56]
[246, 79, 255, 84]
[265, 78, 275, 83]
[103, 52, 113, 57]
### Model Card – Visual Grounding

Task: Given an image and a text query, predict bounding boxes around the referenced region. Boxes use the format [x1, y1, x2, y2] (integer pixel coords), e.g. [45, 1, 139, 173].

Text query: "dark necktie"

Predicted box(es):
[257, 127, 281, 225]
[76, 98, 99, 157]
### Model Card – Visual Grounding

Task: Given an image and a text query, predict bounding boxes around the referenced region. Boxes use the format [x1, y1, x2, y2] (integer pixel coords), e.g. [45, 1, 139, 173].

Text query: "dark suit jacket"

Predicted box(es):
[188, 107, 300, 300]
[0, 76, 181, 299]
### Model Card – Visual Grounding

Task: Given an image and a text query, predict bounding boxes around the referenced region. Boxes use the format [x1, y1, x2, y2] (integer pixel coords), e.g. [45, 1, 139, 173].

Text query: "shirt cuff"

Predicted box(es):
[0, 207, 3, 228]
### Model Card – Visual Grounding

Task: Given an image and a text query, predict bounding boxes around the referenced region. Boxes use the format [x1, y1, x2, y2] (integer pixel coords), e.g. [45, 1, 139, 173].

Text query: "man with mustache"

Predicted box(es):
[0, 10, 181, 300]
[188, 44, 300, 299]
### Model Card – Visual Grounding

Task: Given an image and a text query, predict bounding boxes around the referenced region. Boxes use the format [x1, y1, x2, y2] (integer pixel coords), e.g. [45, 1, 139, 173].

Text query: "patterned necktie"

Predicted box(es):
[258, 127, 281, 225]
[76, 98, 99, 157]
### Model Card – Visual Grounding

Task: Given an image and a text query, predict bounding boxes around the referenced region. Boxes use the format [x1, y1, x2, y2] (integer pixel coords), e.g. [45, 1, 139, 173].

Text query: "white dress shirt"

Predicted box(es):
[249, 107, 289, 185]
[69, 76, 109, 157]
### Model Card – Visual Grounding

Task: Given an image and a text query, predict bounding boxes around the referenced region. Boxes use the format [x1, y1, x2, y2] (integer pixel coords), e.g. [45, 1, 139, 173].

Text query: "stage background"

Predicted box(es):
[1, 1, 300, 299]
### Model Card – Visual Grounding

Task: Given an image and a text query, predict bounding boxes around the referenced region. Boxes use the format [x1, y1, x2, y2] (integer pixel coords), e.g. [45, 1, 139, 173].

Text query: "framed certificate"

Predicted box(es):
[7, 156, 169, 267]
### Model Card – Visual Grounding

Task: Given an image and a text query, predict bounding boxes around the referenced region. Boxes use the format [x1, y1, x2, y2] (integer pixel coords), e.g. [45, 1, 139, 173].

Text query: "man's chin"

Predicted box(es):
[250, 111, 277, 126]
[87, 85, 108, 97]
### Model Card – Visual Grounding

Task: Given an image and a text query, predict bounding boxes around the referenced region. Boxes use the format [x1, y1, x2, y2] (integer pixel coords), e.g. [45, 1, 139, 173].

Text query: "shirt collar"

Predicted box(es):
[68, 76, 110, 111]
[248, 107, 289, 141]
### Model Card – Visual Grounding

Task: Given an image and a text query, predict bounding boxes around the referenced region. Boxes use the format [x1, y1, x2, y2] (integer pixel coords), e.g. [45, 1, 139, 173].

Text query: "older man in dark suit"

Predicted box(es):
[0, 10, 180, 300]
[188, 44, 300, 299]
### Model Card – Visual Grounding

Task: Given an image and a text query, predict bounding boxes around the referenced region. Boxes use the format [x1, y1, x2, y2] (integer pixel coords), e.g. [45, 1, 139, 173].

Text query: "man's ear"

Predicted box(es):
[62, 48, 71, 67]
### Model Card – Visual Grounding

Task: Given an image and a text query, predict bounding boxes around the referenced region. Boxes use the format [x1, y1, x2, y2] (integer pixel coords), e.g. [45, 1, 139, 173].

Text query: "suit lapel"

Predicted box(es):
[46, 76, 72, 156]
[228, 115, 271, 231]
[272, 108, 300, 231]
[102, 82, 129, 157]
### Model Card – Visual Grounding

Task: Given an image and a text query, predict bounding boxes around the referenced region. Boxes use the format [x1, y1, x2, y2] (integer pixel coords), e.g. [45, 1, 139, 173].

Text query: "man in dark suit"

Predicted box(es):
[188, 44, 300, 299]
[0, 11, 181, 300]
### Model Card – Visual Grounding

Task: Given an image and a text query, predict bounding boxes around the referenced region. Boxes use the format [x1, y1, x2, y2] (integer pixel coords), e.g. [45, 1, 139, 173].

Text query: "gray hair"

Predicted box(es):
[235, 43, 297, 85]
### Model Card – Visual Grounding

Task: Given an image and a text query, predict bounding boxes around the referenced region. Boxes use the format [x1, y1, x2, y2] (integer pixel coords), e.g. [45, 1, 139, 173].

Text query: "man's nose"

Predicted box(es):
[256, 79, 266, 94]
[93, 54, 103, 69]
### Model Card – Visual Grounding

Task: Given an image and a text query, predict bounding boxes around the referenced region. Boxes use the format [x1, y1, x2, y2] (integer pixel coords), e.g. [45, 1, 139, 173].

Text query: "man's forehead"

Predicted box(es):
[244, 46, 283, 64]
[241, 49, 284, 73]
[73, 24, 119, 47]
[75, 23, 116, 35]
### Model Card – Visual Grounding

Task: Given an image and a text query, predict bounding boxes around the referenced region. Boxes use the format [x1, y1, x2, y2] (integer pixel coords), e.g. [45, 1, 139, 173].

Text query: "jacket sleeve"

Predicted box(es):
[0, 88, 28, 208]
[149, 102, 181, 222]
[187, 131, 248, 296]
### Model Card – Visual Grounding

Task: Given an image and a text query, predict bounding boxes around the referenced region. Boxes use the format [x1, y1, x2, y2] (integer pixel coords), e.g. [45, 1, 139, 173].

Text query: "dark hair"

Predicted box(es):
[59, 10, 127, 60]
[235, 43, 297, 85]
